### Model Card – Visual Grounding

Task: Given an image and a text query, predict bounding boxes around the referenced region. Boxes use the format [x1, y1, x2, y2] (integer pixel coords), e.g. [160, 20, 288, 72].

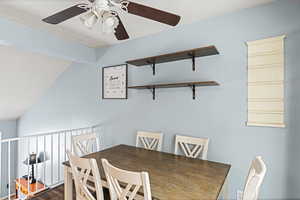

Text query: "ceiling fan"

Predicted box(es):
[42, 0, 181, 41]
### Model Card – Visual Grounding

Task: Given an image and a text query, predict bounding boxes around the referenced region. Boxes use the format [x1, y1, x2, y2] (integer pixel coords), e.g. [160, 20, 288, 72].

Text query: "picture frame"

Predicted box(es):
[102, 64, 128, 99]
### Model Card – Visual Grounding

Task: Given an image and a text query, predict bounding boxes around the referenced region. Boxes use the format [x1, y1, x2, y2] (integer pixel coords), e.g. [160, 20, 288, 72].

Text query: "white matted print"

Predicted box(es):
[102, 64, 128, 99]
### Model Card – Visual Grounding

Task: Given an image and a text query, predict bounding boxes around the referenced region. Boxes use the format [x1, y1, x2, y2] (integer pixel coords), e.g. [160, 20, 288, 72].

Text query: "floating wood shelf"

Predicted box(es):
[126, 46, 219, 75]
[128, 81, 219, 100]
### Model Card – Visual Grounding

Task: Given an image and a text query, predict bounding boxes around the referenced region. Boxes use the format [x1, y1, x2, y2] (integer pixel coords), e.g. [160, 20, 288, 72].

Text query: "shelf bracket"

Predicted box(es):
[188, 53, 196, 71]
[152, 87, 156, 100]
[148, 87, 156, 100]
[190, 85, 196, 100]
[147, 61, 156, 75]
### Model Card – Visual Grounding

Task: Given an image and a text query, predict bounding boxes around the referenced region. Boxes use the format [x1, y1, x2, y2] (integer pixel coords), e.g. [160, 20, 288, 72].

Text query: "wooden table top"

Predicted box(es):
[63, 145, 230, 200]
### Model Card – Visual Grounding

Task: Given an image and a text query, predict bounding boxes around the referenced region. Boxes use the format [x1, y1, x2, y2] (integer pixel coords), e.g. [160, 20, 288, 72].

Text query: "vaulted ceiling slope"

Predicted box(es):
[0, 0, 274, 48]
[0, 45, 71, 120]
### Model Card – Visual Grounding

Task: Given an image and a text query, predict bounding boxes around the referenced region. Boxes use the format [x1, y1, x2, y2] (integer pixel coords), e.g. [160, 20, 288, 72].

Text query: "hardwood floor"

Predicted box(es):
[30, 185, 66, 200]
[30, 184, 110, 200]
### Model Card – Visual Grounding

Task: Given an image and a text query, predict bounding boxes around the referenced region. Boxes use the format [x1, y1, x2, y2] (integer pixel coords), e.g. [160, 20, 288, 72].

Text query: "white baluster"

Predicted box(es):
[36, 136, 38, 192]
[0, 132, 2, 198]
[8, 141, 11, 200]
[51, 134, 53, 185]
[43, 136, 46, 190]
[64, 132, 67, 162]
[27, 138, 30, 196]
[58, 133, 61, 181]
[18, 139, 21, 197]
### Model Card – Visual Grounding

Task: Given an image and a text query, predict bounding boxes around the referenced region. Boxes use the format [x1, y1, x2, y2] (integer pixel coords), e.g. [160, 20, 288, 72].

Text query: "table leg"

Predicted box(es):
[64, 166, 73, 200]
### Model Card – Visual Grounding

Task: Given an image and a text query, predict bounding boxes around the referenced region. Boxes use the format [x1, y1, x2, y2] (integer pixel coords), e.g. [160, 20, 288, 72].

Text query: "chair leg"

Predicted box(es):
[64, 166, 73, 200]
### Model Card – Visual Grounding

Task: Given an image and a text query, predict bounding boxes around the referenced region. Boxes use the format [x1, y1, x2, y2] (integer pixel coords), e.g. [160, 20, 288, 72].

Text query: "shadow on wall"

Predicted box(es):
[286, 29, 300, 198]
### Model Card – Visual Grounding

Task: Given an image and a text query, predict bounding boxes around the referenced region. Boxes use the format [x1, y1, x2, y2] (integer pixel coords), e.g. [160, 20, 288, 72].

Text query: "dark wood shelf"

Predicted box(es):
[128, 81, 219, 89]
[128, 81, 219, 100]
[126, 46, 219, 74]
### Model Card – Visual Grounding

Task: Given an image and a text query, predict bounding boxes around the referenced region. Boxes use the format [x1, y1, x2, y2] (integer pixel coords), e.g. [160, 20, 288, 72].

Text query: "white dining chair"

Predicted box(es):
[72, 132, 100, 156]
[136, 131, 163, 151]
[238, 156, 267, 200]
[174, 135, 209, 160]
[102, 158, 152, 200]
[67, 151, 104, 200]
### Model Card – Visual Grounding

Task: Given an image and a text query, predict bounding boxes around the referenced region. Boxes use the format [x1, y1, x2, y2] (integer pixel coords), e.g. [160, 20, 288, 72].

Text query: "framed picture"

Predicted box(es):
[102, 64, 128, 99]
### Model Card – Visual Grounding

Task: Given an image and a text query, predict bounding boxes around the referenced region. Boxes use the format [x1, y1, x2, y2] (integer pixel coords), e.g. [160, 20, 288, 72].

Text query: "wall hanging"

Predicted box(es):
[102, 64, 128, 99]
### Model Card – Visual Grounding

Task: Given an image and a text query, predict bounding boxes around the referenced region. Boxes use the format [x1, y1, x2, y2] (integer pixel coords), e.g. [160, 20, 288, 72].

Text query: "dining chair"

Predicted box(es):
[174, 135, 209, 160]
[72, 132, 100, 156]
[238, 156, 267, 200]
[67, 151, 104, 200]
[136, 131, 163, 151]
[101, 158, 152, 200]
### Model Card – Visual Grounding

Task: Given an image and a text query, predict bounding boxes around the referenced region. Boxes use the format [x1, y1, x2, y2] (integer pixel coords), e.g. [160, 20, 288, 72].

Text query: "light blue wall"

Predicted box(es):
[0, 120, 18, 197]
[0, 120, 17, 139]
[17, 1, 300, 199]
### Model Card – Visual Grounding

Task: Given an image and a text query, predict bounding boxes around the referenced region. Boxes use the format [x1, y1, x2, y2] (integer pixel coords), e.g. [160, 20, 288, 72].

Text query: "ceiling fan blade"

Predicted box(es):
[115, 15, 129, 40]
[126, 1, 181, 26]
[42, 4, 89, 25]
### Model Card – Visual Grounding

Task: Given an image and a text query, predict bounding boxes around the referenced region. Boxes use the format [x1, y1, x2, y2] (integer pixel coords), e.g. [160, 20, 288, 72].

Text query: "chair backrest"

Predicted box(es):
[242, 156, 267, 200]
[136, 131, 163, 151]
[101, 159, 152, 200]
[67, 151, 104, 200]
[174, 135, 209, 160]
[72, 133, 100, 156]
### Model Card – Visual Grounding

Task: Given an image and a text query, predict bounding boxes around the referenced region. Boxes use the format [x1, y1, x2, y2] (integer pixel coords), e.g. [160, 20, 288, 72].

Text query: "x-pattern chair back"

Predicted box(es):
[136, 131, 163, 151]
[102, 159, 152, 200]
[175, 135, 209, 160]
[67, 151, 104, 200]
[73, 133, 100, 156]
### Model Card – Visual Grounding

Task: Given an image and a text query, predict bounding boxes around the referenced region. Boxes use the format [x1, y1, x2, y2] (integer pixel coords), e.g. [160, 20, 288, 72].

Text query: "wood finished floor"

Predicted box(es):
[29, 184, 110, 200]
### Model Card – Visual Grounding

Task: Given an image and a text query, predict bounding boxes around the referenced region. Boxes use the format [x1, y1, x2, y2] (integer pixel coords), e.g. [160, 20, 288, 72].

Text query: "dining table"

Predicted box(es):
[63, 144, 231, 200]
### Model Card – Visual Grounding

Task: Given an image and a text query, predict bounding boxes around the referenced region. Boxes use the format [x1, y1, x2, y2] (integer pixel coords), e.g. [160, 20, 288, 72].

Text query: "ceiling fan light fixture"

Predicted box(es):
[80, 11, 99, 28]
[103, 12, 119, 27]
[105, 16, 119, 29]
[101, 12, 119, 33]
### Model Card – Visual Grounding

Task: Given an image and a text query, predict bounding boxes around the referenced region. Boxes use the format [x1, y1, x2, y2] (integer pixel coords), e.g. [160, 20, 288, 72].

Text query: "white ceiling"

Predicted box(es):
[0, 45, 71, 120]
[0, 0, 274, 48]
